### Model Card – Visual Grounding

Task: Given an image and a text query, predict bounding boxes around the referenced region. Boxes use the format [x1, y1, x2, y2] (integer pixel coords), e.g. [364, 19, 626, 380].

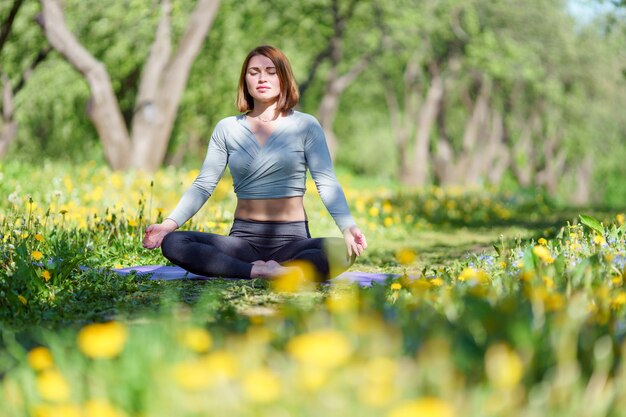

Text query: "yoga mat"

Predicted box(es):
[111, 264, 402, 287]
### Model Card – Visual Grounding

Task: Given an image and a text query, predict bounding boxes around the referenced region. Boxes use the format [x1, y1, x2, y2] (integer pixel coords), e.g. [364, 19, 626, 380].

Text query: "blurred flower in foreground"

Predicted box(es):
[533, 245, 554, 264]
[27, 347, 54, 371]
[36, 370, 70, 402]
[457, 267, 489, 284]
[271, 260, 316, 293]
[32, 404, 82, 417]
[396, 248, 417, 265]
[387, 397, 453, 417]
[287, 329, 352, 370]
[84, 399, 126, 417]
[485, 343, 523, 390]
[242, 368, 281, 403]
[178, 327, 212, 353]
[77, 322, 128, 359]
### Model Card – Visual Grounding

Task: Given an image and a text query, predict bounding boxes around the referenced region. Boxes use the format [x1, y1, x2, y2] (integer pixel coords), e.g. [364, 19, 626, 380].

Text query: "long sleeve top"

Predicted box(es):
[166, 111, 356, 232]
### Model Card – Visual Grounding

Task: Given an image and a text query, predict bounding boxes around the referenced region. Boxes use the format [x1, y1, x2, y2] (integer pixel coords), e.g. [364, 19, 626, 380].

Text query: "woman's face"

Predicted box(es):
[245, 54, 281, 105]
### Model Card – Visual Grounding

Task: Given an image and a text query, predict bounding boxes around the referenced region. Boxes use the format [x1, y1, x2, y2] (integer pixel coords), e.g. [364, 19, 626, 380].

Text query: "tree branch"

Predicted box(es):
[0, 0, 24, 54]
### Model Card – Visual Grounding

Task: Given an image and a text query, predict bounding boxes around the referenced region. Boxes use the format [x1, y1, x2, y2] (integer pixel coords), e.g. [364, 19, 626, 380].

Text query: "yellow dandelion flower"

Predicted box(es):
[484, 343, 523, 390]
[84, 399, 126, 417]
[544, 293, 565, 312]
[242, 368, 281, 403]
[430, 277, 444, 287]
[396, 248, 417, 265]
[457, 267, 489, 284]
[532, 245, 554, 263]
[27, 347, 54, 371]
[34, 234, 44, 242]
[77, 322, 128, 359]
[271, 260, 315, 293]
[538, 238, 547, 246]
[617, 213, 625, 226]
[594, 235, 606, 245]
[36, 370, 70, 403]
[18, 295, 27, 305]
[383, 217, 394, 227]
[387, 398, 453, 417]
[31, 251, 43, 261]
[390, 282, 402, 291]
[287, 329, 352, 369]
[41, 270, 52, 282]
[178, 327, 212, 353]
[382, 201, 393, 214]
[369, 206, 380, 217]
[611, 292, 626, 310]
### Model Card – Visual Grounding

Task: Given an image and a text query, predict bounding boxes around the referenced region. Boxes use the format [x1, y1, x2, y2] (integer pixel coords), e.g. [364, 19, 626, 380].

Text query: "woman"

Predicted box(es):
[142, 45, 367, 280]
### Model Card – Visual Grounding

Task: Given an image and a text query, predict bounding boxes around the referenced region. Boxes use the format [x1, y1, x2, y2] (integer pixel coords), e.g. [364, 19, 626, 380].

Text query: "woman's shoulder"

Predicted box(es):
[290, 110, 321, 127]
[212, 114, 246, 134]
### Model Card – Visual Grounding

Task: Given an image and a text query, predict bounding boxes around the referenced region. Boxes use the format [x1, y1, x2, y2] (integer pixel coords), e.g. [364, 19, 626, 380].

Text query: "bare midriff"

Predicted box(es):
[234, 196, 307, 222]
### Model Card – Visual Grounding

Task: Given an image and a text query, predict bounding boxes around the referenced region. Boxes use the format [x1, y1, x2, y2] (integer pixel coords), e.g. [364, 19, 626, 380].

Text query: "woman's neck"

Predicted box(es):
[249, 101, 280, 120]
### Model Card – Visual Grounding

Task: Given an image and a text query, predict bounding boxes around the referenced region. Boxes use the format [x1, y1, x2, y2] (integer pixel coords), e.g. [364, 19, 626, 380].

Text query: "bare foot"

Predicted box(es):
[250, 260, 297, 279]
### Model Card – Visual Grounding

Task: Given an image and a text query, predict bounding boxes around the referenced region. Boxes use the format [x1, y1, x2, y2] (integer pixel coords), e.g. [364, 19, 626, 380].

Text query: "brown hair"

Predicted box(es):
[236, 45, 299, 113]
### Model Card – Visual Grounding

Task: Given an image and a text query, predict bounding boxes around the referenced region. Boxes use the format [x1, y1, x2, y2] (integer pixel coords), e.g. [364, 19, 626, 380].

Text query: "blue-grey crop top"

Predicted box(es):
[166, 111, 356, 231]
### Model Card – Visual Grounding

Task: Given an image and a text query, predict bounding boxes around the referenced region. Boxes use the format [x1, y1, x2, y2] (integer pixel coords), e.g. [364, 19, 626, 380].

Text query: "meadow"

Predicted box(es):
[1, 160, 626, 417]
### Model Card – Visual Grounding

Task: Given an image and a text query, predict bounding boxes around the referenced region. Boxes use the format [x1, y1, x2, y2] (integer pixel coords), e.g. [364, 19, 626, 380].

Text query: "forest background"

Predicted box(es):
[1, 0, 625, 206]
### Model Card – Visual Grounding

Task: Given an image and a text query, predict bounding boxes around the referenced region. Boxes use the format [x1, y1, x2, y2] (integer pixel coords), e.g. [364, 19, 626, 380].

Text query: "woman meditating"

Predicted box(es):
[142, 45, 367, 280]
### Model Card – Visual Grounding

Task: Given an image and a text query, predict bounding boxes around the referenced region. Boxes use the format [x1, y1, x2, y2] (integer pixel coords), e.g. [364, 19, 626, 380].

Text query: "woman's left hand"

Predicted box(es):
[343, 225, 368, 257]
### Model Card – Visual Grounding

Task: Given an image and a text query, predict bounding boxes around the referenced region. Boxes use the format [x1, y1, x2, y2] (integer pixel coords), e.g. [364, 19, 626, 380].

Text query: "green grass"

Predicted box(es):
[2, 161, 626, 416]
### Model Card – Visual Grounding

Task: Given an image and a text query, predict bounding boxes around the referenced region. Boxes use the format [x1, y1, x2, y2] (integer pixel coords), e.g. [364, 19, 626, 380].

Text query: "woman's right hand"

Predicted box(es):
[142, 219, 178, 249]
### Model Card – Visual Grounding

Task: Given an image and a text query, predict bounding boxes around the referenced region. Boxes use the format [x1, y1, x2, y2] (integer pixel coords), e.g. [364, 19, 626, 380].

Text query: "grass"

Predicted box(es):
[2, 160, 626, 416]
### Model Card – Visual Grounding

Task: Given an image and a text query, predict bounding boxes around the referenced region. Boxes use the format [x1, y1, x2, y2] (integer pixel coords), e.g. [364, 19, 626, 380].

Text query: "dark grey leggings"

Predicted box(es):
[161, 219, 352, 280]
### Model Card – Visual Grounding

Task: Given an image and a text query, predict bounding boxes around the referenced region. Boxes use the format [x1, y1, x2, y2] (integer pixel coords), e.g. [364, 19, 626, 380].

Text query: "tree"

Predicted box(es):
[0, 0, 50, 158]
[37, 0, 220, 171]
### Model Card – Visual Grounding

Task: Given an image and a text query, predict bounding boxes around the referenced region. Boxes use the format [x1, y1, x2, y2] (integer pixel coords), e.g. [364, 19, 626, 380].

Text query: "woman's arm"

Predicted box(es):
[304, 116, 367, 256]
[143, 122, 229, 249]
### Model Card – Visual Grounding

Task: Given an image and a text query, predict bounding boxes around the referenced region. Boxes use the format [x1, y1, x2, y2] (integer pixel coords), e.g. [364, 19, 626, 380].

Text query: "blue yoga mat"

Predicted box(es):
[111, 265, 402, 287]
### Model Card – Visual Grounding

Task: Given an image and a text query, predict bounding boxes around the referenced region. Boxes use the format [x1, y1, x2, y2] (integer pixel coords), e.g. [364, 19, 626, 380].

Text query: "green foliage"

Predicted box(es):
[1, 0, 626, 204]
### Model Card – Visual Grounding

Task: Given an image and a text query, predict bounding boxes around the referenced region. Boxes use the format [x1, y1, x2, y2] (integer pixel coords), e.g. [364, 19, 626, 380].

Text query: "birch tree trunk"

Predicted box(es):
[38, 0, 220, 171]
[410, 62, 443, 186]
[0, 75, 17, 158]
[39, 0, 131, 169]
[382, 54, 420, 182]
[571, 155, 593, 205]
[454, 78, 490, 185]
[130, 0, 220, 171]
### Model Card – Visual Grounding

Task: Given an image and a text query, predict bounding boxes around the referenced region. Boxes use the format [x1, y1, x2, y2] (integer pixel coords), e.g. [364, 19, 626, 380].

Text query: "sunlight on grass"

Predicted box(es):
[1, 161, 626, 416]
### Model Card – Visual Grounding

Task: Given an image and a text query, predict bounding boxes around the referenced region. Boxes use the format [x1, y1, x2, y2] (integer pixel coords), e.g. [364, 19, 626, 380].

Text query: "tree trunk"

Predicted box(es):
[130, 0, 220, 171]
[409, 63, 443, 186]
[485, 109, 509, 184]
[571, 156, 593, 205]
[456, 78, 490, 185]
[38, 0, 220, 172]
[0, 75, 17, 158]
[509, 111, 539, 187]
[39, 0, 130, 169]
